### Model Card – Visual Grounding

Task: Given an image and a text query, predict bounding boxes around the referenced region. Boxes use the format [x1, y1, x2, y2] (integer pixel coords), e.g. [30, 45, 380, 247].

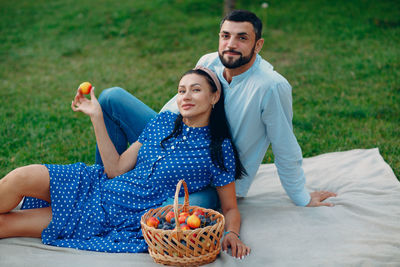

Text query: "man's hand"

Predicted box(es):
[307, 191, 337, 207]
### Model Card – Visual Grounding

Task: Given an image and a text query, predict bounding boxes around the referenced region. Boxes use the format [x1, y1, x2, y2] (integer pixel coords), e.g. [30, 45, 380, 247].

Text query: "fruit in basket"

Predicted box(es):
[141, 180, 225, 267]
[146, 216, 160, 228]
[165, 211, 175, 223]
[79, 82, 92, 95]
[144, 209, 219, 230]
[198, 215, 207, 227]
[187, 214, 201, 229]
[178, 212, 190, 224]
[160, 222, 172, 230]
[180, 223, 191, 231]
[193, 208, 205, 217]
[156, 217, 166, 229]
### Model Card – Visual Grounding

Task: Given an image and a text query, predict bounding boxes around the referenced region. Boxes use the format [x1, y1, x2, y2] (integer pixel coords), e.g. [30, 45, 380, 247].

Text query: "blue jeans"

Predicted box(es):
[97, 87, 220, 210]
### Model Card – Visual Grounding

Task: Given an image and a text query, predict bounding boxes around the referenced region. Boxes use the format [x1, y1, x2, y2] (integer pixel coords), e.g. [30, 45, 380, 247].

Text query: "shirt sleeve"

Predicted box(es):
[195, 54, 208, 67]
[137, 112, 170, 144]
[210, 139, 236, 187]
[261, 82, 311, 206]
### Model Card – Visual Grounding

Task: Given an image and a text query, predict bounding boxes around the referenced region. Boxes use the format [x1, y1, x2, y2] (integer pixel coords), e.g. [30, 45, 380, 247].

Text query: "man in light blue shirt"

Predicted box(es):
[93, 10, 336, 208]
[161, 53, 311, 205]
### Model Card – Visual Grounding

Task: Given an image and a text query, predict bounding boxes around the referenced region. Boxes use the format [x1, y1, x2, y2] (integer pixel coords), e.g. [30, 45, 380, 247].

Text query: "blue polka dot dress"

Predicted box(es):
[21, 112, 236, 253]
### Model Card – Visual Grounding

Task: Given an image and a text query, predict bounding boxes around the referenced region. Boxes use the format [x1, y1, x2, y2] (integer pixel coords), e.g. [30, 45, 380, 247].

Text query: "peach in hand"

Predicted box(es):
[79, 82, 92, 95]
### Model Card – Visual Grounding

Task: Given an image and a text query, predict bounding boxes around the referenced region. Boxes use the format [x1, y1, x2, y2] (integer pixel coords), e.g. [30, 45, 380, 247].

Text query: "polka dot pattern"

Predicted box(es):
[21, 112, 235, 253]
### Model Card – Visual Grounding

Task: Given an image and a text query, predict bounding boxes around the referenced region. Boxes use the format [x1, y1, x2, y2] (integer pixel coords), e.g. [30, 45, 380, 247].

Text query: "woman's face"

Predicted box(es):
[177, 73, 220, 127]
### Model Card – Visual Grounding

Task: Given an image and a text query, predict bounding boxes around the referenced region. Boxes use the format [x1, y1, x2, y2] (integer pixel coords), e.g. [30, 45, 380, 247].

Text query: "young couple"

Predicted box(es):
[0, 10, 335, 259]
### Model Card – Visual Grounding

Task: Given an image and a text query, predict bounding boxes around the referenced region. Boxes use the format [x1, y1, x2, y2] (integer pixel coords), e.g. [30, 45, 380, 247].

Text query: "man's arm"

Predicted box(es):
[261, 82, 336, 206]
[160, 95, 179, 113]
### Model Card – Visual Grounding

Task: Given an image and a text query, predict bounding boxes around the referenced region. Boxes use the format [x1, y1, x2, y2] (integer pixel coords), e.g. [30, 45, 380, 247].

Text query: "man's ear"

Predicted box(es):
[255, 38, 264, 54]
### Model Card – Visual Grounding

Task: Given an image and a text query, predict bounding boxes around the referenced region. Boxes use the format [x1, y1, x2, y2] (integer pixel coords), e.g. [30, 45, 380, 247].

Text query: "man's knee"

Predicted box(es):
[98, 87, 127, 108]
[186, 187, 220, 210]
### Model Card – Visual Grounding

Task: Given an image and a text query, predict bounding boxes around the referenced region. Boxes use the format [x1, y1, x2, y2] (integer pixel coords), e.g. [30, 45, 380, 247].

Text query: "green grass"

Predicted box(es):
[1, 0, 399, 180]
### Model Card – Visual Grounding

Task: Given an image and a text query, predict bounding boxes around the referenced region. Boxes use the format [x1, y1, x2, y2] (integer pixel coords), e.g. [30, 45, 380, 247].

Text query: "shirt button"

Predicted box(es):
[157, 156, 162, 160]
[183, 136, 187, 140]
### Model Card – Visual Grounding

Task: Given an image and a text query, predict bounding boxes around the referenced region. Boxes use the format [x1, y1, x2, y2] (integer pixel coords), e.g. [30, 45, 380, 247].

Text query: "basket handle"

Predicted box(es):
[173, 179, 190, 238]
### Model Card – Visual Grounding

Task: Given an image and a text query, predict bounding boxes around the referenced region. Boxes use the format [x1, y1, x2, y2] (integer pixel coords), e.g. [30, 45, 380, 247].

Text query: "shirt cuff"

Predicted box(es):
[291, 187, 311, 206]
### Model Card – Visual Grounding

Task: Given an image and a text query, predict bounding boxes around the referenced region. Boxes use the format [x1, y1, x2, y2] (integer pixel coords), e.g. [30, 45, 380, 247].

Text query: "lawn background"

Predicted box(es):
[0, 0, 399, 180]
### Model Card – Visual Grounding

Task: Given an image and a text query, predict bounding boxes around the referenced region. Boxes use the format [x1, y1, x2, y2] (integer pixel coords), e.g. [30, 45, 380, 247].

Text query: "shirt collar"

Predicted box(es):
[182, 122, 210, 135]
[217, 54, 261, 87]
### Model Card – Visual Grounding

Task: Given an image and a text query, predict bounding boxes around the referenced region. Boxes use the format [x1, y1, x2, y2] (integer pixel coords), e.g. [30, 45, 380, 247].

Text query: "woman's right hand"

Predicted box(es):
[222, 231, 251, 259]
[71, 88, 102, 119]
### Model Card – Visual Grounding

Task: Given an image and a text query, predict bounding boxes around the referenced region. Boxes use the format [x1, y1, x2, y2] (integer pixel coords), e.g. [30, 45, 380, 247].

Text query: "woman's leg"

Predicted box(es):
[0, 164, 51, 238]
[96, 87, 157, 165]
[0, 207, 52, 238]
[0, 165, 50, 213]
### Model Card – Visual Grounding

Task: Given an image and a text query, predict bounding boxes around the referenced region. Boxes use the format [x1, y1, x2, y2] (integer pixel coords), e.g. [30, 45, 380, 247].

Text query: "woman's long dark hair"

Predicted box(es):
[161, 69, 246, 180]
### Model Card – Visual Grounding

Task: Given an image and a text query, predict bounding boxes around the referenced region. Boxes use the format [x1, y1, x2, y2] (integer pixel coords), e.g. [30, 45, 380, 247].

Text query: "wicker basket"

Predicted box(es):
[141, 180, 225, 266]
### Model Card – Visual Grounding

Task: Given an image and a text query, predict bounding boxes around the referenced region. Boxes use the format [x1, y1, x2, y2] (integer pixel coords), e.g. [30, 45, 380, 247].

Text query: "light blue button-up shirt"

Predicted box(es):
[161, 52, 311, 206]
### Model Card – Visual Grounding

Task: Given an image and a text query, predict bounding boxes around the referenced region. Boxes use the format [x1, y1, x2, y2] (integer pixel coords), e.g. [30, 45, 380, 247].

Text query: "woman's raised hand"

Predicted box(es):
[71, 87, 102, 119]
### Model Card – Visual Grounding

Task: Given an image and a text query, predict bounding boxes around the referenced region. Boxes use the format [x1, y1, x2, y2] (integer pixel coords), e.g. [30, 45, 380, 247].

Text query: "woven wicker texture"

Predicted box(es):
[141, 180, 225, 266]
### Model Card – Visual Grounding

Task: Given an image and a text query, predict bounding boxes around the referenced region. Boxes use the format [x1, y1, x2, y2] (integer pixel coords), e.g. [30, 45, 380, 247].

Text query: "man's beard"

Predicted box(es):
[218, 45, 255, 69]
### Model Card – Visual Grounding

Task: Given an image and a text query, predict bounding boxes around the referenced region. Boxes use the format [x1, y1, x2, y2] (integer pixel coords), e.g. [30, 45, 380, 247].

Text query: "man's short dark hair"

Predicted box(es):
[221, 10, 263, 40]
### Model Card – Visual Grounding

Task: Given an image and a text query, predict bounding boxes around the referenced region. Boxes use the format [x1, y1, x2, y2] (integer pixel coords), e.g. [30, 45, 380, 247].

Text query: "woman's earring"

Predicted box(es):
[212, 104, 215, 109]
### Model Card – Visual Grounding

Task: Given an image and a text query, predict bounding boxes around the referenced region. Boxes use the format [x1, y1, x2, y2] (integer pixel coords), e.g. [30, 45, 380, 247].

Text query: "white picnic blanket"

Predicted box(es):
[1, 148, 399, 267]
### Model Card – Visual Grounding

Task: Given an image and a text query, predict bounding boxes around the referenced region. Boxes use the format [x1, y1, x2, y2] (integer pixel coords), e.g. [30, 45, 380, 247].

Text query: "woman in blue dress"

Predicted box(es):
[0, 67, 250, 259]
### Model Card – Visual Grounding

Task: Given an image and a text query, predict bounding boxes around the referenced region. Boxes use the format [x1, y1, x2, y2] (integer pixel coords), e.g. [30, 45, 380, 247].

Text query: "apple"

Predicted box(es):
[165, 211, 175, 223]
[180, 223, 190, 231]
[79, 82, 92, 95]
[146, 216, 159, 228]
[187, 214, 201, 229]
[178, 212, 190, 224]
